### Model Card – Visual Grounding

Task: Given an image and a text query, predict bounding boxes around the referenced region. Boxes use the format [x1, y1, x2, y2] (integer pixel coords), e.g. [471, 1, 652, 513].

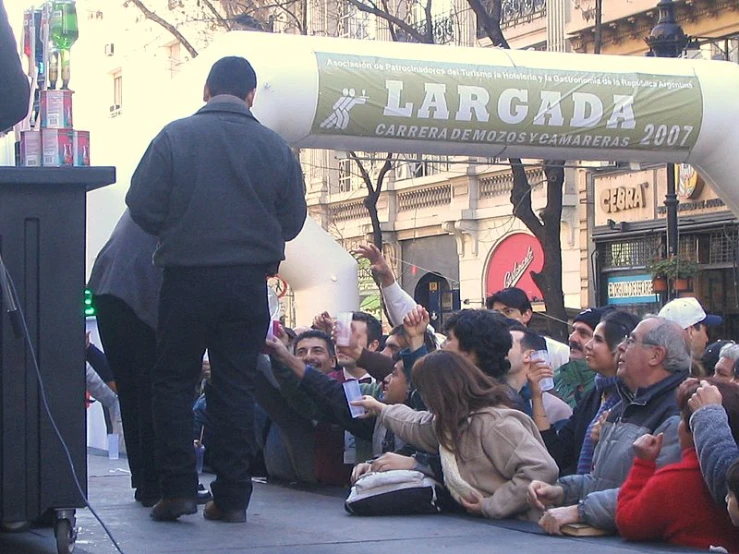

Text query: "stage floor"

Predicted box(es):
[0, 450, 705, 554]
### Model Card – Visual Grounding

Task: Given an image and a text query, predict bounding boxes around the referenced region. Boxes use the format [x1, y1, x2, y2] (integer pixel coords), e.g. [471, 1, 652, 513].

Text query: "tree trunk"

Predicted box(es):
[509, 159, 568, 342]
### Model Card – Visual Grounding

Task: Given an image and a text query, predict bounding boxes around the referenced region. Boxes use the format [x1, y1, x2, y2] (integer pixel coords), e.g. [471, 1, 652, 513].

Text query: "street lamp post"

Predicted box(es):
[645, 0, 689, 260]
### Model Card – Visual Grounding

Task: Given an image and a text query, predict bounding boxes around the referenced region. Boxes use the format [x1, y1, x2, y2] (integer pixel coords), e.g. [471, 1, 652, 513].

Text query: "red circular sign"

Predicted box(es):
[485, 233, 545, 302]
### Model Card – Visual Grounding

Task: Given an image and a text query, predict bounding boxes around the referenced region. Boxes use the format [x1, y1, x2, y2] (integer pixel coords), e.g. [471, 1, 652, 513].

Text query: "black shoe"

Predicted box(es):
[139, 495, 160, 508]
[150, 498, 197, 521]
[196, 483, 212, 505]
[135, 487, 161, 508]
[202, 501, 246, 523]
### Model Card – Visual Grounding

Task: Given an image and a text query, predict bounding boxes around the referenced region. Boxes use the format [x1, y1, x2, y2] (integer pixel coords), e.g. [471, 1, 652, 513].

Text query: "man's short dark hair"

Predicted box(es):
[206, 56, 257, 99]
[519, 328, 547, 353]
[485, 287, 532, 313]
[443, 309, 512, 380]
[352, 311, 382, 346]
[294, 329, 335, 358]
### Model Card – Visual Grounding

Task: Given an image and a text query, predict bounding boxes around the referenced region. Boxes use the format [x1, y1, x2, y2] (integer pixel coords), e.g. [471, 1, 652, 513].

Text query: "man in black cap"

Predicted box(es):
[555, 306, 615, 409]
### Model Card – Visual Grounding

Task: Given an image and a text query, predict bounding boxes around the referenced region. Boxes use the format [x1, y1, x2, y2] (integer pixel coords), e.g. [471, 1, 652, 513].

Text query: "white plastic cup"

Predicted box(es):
[531, 350, 554, 392]
[107, 433, 120, 460]
[265, 320, 279, 342]
[335, 312, 353, 347]
[343, 380, 366, 418]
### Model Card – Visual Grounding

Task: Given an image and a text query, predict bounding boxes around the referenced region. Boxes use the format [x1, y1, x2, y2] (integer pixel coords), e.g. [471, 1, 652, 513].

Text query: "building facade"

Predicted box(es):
[26, 0, 737, 332]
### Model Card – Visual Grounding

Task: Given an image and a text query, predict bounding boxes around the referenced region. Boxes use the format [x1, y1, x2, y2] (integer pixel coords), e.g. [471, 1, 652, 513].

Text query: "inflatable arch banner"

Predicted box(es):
[152, 32, 739, 321]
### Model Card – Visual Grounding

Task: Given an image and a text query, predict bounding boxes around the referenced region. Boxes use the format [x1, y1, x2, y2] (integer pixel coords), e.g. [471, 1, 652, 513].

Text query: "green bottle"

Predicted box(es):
[49, 0, 78, 89]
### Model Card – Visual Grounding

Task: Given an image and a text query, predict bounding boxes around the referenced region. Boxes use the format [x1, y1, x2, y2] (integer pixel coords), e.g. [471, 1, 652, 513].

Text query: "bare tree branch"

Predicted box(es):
[346, 0, 431, 43]
[270, 0, 305, 32]
[465, 0, 509, 48]
[127, 0, 200, 58]
[202, 0, 232, 30]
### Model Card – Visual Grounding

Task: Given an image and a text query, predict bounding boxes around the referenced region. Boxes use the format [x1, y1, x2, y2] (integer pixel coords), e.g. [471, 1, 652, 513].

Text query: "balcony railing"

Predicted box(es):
[397, 183, 452, 212]
[476, 0, 546, 39]
[395, 12, 458, 45]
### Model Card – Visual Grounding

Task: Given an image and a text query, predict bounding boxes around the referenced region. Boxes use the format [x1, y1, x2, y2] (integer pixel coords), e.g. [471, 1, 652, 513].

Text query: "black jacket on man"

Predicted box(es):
[0, 0, 30, 131]
[127, 96, 306, 267]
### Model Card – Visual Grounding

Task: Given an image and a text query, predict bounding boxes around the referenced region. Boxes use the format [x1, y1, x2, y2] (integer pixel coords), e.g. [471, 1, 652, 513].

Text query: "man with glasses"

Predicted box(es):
[529, 317, 689, 534]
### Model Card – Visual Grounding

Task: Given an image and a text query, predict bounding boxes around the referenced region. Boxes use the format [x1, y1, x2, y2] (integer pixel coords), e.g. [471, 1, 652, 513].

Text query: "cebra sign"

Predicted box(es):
[312, 54, 701, 153]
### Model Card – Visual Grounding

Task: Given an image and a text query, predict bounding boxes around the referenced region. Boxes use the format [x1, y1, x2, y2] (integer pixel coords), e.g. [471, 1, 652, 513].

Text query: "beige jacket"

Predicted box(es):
[379, 404, 558, 520]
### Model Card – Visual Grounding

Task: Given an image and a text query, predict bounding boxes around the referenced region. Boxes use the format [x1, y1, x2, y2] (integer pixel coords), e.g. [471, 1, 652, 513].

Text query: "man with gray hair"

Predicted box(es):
[528, 316, 689, 534]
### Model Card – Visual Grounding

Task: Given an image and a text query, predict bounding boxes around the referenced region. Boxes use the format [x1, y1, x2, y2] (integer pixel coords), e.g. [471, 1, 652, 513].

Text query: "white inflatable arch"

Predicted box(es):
[156, 32, 739, 323]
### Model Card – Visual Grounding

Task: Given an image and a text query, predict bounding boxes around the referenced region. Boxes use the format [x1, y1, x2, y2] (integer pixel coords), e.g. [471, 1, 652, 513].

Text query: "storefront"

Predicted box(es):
[591, 164, 739, 339]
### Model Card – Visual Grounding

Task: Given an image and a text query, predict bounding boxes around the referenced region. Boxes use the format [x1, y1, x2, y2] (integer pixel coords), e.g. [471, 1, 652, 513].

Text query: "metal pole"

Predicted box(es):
[594, 0, 603, 54]
[665, 163, 679, 257]
[645, 0, 688, 294]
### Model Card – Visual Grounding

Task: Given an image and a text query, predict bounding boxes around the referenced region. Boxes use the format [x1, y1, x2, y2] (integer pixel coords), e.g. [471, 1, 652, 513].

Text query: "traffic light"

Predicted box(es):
[84, 288, 95, 317]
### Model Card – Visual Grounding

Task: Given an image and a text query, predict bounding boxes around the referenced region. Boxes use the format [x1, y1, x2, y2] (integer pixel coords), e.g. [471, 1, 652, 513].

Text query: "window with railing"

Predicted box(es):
[600, 237, 661, 269]
[337, 152, 379, 192]
[477, 0, 546, 38]
[708, 228, 739, 264]
[337, 3, 374, 40]
[394, 154, 451, 181]
[110, 70, 123, 117]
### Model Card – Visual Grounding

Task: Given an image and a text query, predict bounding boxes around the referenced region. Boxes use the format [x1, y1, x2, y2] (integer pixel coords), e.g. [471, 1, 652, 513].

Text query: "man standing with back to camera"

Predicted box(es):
[126, 56, 307, 523]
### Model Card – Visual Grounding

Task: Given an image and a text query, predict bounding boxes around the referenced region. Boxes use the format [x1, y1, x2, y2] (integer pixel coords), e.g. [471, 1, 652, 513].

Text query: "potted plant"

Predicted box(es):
[646, 256, 699, 292]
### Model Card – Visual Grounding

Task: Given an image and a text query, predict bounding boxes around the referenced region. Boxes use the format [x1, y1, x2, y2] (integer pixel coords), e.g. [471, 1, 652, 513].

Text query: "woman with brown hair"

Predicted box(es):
[353, 349, 558, 521]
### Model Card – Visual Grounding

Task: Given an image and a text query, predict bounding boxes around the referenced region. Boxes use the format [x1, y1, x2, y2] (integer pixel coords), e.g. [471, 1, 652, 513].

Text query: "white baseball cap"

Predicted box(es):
[658, 297, 722, 329]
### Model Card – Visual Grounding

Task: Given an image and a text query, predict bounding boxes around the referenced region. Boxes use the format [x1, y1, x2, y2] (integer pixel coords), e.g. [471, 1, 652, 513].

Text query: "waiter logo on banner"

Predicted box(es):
[485, 233, 544, 301]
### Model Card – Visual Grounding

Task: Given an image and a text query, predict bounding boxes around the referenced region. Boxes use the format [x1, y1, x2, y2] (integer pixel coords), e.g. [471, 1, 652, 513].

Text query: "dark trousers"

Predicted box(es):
[155, 264, 269, 511]
[93, 294, 159, 496]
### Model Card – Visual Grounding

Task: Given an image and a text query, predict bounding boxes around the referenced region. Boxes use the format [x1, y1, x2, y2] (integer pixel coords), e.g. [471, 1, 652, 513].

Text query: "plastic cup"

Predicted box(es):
[343, 380, 366, 418]
[265, 320, 280, 342]
[194, 442, 206, 474]
[335, 312, 353, 347]
[107, 433, 120, 460]
[531, 350, 554, 391]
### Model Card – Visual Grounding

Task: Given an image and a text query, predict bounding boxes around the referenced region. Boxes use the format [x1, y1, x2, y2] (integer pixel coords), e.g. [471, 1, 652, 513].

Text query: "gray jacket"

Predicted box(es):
[558, 370, 686, 531]
[126, 95, 307, 268]
[87, 210, 161, 330]
[691, 404, 739, 505]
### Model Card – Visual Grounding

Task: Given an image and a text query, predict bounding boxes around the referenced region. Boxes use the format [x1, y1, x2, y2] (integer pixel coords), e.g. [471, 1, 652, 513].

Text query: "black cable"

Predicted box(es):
[0, 258, 126, 554]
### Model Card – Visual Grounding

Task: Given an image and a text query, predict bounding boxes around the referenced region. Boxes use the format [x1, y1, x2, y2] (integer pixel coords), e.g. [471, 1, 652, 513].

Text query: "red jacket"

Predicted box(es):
[617, 447, 739, 552]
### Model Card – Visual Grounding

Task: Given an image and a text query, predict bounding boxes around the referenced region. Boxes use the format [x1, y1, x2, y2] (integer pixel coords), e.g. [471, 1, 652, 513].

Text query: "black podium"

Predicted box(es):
[0, 167, 115, 550]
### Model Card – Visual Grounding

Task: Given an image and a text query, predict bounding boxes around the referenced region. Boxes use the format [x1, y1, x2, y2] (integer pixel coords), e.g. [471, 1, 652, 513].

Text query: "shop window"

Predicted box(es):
[601, 237, 660, 269]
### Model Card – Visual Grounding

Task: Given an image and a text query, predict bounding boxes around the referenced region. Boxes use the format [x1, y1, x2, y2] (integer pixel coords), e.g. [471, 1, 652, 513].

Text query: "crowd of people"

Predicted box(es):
[81, 54, 739, 552]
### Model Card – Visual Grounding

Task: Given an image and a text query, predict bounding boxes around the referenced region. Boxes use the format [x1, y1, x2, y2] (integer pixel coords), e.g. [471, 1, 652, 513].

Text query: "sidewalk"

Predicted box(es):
[0, 450, 700, 554]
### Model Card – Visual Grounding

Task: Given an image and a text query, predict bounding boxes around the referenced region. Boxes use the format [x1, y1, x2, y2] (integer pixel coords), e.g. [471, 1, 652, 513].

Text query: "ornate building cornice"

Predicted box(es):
[569, 0, 739, 53]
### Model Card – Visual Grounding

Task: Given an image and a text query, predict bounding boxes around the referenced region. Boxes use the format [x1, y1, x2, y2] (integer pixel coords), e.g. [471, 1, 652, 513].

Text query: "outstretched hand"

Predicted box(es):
[403, 306, 429, 338]
[350, 395, 387, 417]
[312, 311, 334, 335]
[354, 244, 394, 287]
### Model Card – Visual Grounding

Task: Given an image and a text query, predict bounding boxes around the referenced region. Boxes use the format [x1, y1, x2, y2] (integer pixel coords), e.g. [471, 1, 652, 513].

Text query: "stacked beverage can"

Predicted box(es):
[19, 89, 91, 167]
[20, 130, 42, 167]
